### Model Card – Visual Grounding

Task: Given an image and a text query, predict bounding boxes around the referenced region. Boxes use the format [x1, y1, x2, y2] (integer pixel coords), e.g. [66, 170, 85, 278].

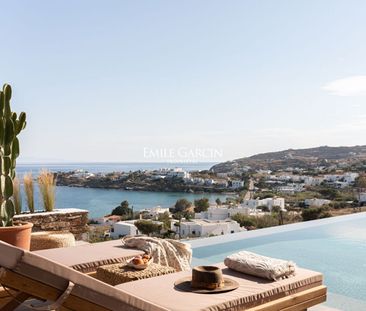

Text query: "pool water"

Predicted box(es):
[189, 213, 366, 311]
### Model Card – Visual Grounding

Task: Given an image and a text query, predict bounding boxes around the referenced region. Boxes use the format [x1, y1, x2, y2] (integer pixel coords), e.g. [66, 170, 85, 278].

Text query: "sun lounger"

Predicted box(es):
[33, 239, 144, 273]
[0, 240, 326, 311]
[0, 240, 149, 311]
[117, 263, 327, 311]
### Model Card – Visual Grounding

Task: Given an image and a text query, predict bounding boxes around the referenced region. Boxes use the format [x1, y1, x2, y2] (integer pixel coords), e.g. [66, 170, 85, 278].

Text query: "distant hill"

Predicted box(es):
[210, 145, 366, 172]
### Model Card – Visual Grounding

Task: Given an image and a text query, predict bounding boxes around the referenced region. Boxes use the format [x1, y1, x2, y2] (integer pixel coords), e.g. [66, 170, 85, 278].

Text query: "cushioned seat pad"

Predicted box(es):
[34, 239, 144, 272]
[116, 263, 323, 311]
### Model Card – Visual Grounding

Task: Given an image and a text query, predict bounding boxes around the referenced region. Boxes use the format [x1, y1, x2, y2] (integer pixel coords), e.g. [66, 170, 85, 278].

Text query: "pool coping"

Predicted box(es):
[186, 211, 366, 248]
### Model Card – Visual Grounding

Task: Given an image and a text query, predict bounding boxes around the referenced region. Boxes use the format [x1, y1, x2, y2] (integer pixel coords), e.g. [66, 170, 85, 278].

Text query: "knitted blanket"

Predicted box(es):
[224, 251, 296, 281]
[121, 236, 192, 272]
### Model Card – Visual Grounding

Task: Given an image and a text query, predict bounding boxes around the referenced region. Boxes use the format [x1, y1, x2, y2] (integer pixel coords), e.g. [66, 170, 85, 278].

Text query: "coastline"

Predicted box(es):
[22, 186, 231, 219]
[56, 170, 239, 195]
[59, 182, 236, 195]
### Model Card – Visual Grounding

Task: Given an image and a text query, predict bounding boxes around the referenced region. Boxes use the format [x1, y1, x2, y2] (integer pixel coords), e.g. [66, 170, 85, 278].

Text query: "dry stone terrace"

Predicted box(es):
[14, 208, 88, 240]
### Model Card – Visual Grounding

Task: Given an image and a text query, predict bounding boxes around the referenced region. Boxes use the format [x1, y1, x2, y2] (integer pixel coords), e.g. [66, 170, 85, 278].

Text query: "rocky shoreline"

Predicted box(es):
[56, 171, 236, 194]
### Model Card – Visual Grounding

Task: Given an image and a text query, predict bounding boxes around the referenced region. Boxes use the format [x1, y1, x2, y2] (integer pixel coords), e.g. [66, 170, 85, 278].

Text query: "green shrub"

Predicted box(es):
[135, 220, 162, 236]
[194, 198, 209, 213]
[231, 213, 279, 229]
[318, 188, 338, 200]
[231, 214, 256, 227]
[302, 207, 331, 221]
[255, 215, 279, 228]
[111, 200, 132, 220]
[174, 198, 192, 213]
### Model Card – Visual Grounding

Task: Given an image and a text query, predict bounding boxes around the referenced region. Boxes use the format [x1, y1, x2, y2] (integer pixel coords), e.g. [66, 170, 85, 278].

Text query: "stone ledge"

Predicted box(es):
[14, 208, 89, 240]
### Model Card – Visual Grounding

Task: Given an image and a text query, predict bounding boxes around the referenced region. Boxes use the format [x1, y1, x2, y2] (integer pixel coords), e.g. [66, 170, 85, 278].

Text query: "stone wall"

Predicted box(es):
[14, 208, 89, 240]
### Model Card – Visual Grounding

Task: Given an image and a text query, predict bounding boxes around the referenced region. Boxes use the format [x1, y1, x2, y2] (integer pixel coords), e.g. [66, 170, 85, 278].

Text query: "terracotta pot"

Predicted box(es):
[0, 222, 33, 250]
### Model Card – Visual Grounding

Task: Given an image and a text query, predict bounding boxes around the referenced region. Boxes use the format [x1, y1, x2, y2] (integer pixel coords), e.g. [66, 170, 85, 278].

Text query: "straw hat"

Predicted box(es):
[174, 266, 239, 294]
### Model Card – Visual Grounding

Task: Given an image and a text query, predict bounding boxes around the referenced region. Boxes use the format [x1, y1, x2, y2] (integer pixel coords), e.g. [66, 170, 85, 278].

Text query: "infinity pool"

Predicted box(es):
[188, 212, 366, 311]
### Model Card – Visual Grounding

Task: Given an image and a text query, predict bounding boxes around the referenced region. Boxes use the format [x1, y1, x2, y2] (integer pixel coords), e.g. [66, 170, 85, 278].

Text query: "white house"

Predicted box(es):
[240, 197, 285, 211]
[276, 185, 296, 194]
[304, 198, 331, 207]
[140, 206, 170, 218]
[111, 220, 139, 238]
[358, 192, 366, 203]
[193, 177, 205, 185]
[110, 220, 163, 238]
[324, 174, 341, 182]
[302, 176, 314, 186]
[196, 207, 231, 221]
[231, 180, 244, 189]
[239, 199, 258, 209]
[204, 179, 216, 186]
[196, 206, 260, 221]
[216, 180, 229, 188]
[277, 184, 304, 194]
[257, 169, 272, 175]
[310, 177, 325, 186]
[94, 215, 121, 226]
[343, 172, 359, 184]
[290, 175, 301, 182]
[324, 172, 358, 184]
[167, 168, 191, 179]
[333, 181, 349, 189]
[172, 219, 242, 238]
[69, 169, 95, 179]
[151, 175, 166, 180]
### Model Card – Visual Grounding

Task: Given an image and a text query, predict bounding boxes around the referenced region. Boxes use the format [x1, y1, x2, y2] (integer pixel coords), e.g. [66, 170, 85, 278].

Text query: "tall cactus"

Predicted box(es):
[0, 84, 27, 227]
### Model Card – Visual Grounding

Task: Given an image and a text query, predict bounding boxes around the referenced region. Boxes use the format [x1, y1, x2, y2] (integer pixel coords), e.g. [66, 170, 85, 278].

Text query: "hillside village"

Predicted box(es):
[89, 165, 366, 241]
[92, 196, 285, 240]
[74, 146, 366, 241]
[57, 167, 244, 193]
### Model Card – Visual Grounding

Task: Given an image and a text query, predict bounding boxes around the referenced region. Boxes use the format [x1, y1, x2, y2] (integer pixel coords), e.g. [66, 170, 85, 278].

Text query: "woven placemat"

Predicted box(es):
[96, 262, 176, 285]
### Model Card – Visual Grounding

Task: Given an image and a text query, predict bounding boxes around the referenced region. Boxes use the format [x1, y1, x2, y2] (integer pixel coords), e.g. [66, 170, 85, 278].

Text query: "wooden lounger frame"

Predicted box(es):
[0, 268, 327, 311]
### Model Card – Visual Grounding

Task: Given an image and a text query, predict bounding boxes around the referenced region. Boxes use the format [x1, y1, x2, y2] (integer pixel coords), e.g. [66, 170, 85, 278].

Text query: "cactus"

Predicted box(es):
[0, 84, 27, 227]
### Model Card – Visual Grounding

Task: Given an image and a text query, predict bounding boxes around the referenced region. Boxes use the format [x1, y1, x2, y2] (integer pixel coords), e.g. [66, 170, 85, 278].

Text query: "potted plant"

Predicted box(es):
[0, 83, 33, 250]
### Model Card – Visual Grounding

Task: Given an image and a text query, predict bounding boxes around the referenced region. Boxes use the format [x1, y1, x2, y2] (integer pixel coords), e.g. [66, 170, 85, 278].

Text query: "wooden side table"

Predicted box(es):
[96, 262, 176, 285]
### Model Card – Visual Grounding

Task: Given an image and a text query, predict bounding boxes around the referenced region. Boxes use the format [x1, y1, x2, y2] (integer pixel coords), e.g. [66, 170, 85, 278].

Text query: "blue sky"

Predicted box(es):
[2, 0, 366, 162]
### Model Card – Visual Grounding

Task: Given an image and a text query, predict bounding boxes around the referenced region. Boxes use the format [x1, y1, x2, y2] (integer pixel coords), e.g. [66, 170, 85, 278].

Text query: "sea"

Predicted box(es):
[15, 162, 230, 218]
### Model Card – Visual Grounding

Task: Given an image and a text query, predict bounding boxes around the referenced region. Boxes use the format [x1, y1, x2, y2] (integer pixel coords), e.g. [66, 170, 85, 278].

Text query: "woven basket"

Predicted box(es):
[30, 231, 75, 251]
[96, 263, 176, 285]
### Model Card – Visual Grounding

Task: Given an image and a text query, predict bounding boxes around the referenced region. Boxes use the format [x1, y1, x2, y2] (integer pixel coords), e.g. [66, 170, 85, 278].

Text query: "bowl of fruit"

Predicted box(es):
[127, 254, 152, 270]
